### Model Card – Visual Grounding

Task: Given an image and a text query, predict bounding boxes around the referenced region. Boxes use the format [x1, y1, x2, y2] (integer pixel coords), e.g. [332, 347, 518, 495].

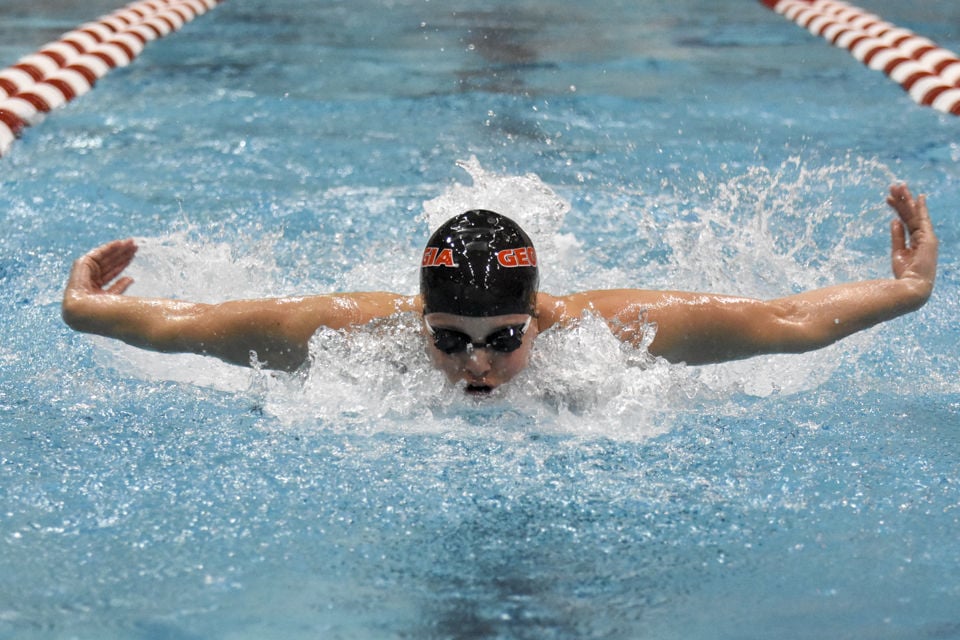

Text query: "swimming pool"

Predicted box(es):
[2, 0, 958, 637]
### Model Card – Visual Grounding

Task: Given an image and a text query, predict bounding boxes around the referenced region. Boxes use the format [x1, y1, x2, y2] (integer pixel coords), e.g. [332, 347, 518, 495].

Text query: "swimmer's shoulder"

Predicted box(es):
[280, 291, 421, 331]
[342, 292, 421, 320]
[535, 289, 666, 331]
[535, 291, 581, 330]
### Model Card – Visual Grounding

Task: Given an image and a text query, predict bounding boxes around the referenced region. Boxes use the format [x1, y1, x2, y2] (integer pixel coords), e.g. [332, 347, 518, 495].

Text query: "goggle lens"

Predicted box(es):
[426, 318, 531, 355]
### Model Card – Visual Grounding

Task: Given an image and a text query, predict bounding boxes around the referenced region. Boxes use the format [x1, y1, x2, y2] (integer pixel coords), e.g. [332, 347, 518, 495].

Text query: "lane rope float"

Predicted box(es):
[0, 0, 225, 157]
[760, 0, 960, 115]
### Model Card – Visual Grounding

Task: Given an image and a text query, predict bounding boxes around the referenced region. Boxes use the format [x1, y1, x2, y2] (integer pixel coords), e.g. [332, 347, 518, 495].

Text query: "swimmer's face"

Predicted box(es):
[423, 313, 538, 394]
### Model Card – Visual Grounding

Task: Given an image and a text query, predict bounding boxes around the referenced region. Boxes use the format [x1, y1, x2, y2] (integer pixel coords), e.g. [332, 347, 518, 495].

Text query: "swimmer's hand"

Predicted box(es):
[62, 238, 141, 342]
[887, 184, 937, 303]
[64, 238, 138, 298]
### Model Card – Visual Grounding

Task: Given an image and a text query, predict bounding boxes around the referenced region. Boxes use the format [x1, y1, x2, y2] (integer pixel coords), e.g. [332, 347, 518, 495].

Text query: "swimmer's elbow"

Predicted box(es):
[761, 300, 840, 354]
[197, 309, 313, 371]
[647, 298, 845, 365]
[676, 302, 831, 364]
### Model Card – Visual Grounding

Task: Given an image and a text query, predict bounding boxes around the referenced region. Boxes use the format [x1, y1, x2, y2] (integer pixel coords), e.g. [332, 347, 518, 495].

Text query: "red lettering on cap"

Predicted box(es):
[422, 247, 458, 267]
[498, 249, 517, 267]
[497, 247, 537, 268]
[434, 248, 456, 267]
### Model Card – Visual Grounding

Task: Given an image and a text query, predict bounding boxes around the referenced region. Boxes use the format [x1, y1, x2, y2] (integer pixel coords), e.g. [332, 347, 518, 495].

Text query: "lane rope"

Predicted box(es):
[0, 0, 224, 156]
[760, 0, 960, 115]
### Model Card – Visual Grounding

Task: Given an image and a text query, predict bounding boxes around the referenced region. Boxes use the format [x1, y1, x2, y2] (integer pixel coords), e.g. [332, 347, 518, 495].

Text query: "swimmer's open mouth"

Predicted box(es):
[465, 384, 494, 395]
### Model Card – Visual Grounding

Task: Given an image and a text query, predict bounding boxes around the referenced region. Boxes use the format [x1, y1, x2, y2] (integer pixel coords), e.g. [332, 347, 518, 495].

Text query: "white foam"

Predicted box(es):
[421, 156, 582, 275]
[93, 158, 902, 438]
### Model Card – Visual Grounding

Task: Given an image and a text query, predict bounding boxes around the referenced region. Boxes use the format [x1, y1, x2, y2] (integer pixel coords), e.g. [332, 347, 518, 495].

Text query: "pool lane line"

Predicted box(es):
[0, 0, 224, 157]
[0, 0, 222, 154]
[760, 0, 960, 115]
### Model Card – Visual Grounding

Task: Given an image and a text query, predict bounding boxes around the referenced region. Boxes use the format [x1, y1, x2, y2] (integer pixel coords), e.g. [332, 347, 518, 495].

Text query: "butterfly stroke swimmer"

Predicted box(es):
[62, 184, 938, 395]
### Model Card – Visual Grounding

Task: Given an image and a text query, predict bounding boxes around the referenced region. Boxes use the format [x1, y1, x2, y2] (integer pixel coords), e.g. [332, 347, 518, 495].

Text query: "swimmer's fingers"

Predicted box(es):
[92, 239, 138, 286]
[104, 276, 135, 295]
[886, 185, 938, 286]
[890, 218, 907, 255]
[887, 184, 934, 239]
[69, 239, 138, 294]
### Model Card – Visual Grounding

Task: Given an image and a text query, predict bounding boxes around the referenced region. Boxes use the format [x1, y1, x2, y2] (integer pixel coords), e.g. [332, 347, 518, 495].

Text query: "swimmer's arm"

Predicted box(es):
[584, 279, 930, 365]
[542, 184, 937, 364]
[62, 239, 417, 371]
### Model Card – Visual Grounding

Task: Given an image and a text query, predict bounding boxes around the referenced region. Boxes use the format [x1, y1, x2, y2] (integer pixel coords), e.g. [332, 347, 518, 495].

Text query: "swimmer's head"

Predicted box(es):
[420, 210, 539, 317]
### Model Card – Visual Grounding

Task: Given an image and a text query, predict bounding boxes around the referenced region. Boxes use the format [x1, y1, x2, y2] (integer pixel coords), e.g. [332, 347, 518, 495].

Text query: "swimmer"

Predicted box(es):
[62, 183, 937, 394]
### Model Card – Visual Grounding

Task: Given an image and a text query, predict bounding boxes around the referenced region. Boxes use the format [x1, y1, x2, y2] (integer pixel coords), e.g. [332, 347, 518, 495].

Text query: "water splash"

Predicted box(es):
[421, 156, 583, 272]
[659, 156, 898, 296]
[88, 156, 905, 436]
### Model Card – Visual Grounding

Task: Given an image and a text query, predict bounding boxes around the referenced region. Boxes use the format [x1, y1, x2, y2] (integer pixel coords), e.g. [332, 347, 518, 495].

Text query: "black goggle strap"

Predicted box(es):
[425, 317, 531, 353]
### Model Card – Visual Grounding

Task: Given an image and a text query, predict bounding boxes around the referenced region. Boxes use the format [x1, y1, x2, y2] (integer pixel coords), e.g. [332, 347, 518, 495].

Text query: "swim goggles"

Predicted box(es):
[424, 317, 532, 355]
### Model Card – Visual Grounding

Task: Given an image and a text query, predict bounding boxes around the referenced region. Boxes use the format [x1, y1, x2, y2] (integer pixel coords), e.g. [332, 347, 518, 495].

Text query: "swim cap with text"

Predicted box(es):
[420, 210, 539, 317]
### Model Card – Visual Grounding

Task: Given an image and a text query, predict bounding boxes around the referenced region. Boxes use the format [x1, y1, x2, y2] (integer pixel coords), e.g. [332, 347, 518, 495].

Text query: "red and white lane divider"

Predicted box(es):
[0, 0, 224, 156]
[760, 0, 960, 115]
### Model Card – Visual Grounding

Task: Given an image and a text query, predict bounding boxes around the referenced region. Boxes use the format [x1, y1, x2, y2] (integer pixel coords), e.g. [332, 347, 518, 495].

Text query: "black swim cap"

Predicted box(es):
[420, 210, 539, 317]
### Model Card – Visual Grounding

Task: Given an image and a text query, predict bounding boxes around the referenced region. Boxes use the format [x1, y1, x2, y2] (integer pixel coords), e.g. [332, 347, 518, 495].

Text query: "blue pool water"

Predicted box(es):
[1, 0, 959, 638]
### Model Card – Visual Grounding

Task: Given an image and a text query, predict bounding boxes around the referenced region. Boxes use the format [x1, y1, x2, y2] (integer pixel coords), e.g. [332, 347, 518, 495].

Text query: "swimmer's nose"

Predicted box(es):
[464, 348, 493, 376]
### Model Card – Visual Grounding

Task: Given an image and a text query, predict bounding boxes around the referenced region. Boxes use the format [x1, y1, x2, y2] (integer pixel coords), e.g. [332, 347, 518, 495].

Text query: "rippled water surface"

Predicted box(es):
[1, 0, 958, 638]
